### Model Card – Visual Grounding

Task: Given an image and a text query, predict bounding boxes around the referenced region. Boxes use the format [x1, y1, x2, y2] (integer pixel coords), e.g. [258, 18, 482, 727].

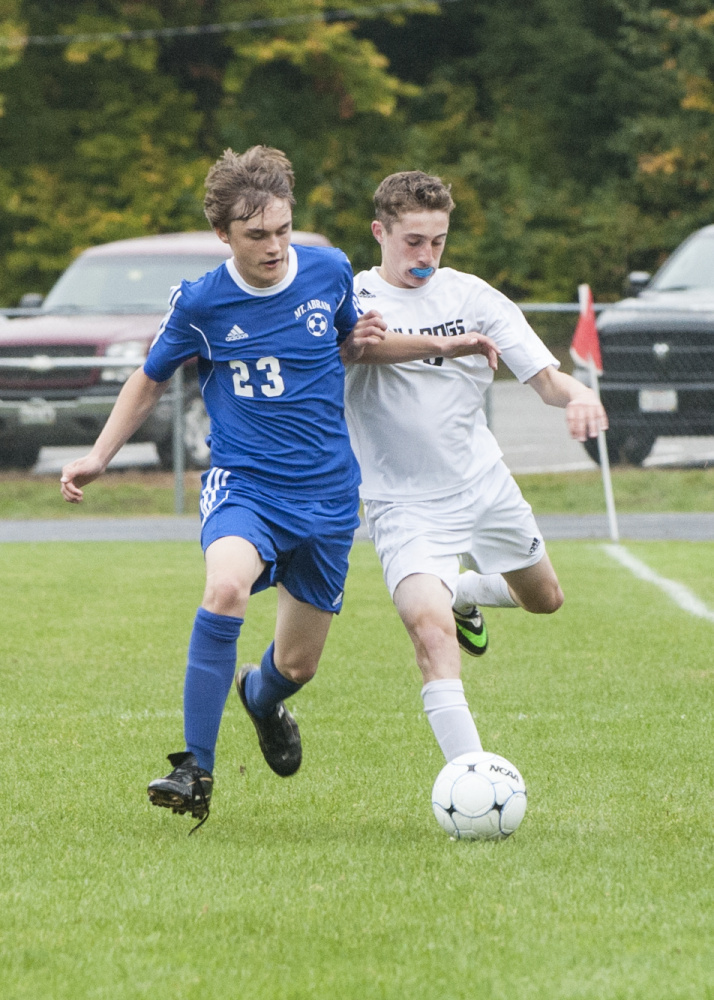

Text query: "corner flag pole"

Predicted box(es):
[589, 357, 619, 543]
[573, 284, 619, 543]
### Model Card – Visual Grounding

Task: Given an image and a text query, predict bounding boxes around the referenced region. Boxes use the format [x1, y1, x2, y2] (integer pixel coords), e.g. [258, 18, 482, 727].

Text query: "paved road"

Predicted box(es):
[32, 380, 714, 478]
[490, 381, 714, 473]
[2, 513, 714, 543]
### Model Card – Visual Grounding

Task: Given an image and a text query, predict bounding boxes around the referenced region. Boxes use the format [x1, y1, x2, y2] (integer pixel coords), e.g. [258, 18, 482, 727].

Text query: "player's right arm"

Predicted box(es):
[61, 284, 202, 502]
[60, 368, 169, 503]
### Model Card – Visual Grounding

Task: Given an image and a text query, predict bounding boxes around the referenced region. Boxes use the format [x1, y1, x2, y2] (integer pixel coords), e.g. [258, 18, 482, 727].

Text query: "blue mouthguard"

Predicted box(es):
[409, 266, 435, 278]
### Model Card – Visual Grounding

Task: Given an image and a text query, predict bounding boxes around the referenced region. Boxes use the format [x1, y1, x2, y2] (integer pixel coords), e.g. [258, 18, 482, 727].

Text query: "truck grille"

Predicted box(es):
[0, 344, 101, 390]
[600, 328, 714, 383]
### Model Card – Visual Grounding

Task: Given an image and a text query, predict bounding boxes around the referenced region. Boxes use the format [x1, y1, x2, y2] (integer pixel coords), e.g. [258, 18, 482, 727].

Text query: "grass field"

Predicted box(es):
[1, 465, 713, 518]
[2, 539, 713, 999]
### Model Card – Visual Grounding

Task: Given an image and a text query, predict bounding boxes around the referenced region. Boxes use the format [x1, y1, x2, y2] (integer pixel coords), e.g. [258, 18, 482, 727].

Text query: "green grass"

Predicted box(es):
[0, 470, 203, 519]
[1, 465, 713, 519]
[517, 466, 714, 514]
[2, 539, 713, 999]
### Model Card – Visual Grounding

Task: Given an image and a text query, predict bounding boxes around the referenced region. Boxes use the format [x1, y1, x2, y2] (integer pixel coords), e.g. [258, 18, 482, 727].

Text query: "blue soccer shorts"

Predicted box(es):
[199, 468, 360, 613]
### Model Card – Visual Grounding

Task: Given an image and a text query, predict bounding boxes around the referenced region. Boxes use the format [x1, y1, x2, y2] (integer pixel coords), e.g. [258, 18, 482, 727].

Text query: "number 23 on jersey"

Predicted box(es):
[230, 357, 285, 398]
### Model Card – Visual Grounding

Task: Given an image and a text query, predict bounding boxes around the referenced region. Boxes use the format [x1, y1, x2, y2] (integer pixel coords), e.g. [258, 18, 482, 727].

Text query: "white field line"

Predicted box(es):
[603, 544, 714, 623]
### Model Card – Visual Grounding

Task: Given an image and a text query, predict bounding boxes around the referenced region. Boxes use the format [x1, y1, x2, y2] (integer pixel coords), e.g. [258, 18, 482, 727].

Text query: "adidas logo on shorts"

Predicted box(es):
[528, 537, 541, 555]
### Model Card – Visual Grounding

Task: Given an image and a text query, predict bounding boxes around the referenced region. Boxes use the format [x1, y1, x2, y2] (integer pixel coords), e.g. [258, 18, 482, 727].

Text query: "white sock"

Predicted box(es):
[454, 570, 519, 611]
[421, 679, 482, 762]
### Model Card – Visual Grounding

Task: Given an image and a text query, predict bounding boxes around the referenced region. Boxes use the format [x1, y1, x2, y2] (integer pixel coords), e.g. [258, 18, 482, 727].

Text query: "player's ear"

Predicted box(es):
[215, 227, 231, 245]
[371, 220, 384, 244]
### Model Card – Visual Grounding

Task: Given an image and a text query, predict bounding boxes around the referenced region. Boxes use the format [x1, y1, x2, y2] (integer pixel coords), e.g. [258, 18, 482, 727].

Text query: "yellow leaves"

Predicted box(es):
[64, 38, 157, 70]
[0, 18, 25, 69]
[61, 14, 158, 70]
[308, 184, 334, 208]
[226, 17, 406, 117]
[681, 74, 714, 114]
[637, 149, 682, 176]
[694, 10, 714, 31]
[64, 46, 90, 65]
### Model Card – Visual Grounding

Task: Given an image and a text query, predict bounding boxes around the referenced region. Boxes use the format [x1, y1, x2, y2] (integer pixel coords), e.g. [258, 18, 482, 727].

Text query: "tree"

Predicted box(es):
[2, 0, 714, 304]
[0, 0, 407, 301]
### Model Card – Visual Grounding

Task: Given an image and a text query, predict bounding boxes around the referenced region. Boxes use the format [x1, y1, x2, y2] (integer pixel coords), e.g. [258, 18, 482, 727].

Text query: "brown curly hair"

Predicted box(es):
[204, 146, 296, 231]
[373, 171, 455, 231]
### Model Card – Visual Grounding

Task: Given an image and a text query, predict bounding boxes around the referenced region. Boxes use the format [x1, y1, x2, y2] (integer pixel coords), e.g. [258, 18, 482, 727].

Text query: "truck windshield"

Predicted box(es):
[650, 232, 714, 292]
[41, 254, 229, 312]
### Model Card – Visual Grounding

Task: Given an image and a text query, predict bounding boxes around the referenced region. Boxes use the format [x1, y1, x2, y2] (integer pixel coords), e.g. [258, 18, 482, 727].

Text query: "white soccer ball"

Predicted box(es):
[432, 751, 527, 840]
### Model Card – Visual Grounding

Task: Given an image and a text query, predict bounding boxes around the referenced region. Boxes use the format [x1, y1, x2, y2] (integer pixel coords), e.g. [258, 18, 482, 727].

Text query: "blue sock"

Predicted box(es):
[244, 642, 303, 719]
[183, 607, 243, 773]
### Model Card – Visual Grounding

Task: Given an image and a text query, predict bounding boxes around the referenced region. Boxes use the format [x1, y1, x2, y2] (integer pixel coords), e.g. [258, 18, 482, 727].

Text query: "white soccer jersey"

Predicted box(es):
[344, 266, 559, 501]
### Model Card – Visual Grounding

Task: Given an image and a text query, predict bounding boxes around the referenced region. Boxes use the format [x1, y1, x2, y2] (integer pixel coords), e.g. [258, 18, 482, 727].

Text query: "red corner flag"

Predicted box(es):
[570, 283, 602, 374]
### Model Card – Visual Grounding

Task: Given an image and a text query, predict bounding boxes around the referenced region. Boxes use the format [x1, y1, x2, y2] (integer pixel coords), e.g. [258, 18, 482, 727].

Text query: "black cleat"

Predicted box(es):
[454, 605, 489, 657]
[147, 751, 213, 832]
[236, 665, 302, 777]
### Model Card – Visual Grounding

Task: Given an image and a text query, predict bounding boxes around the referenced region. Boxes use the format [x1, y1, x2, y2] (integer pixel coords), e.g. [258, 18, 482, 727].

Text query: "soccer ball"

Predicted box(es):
[431, 751, 527, 840]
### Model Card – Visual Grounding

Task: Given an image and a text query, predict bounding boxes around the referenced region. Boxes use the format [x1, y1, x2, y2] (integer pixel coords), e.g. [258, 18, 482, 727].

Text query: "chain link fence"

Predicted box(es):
[1, 300, 713, 518]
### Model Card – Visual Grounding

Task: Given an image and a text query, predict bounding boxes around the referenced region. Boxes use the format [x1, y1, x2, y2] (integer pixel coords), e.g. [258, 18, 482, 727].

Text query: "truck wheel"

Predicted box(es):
[157, 393, 210, 471]
[620, 433, 656, 466]
[0, 439, 41, 469]
[583, 431, 656, 467]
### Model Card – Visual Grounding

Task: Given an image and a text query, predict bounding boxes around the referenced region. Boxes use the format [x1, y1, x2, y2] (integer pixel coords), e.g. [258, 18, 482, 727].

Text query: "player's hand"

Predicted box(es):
[341, 310, 388, 361]
[565, 395, 609, 441]
[60, 454, 106, 503]
[352, 309, 388, 347]
[441, 331, 501, 371]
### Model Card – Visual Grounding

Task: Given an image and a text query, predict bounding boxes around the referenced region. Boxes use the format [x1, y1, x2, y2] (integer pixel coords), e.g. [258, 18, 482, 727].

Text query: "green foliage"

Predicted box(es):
[2, 1, 714, 302]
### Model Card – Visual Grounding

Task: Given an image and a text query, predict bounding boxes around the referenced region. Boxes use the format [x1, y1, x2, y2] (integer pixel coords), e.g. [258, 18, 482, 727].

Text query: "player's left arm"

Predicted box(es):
[341, 313, 501, 369]
[526, 365, 608, 442]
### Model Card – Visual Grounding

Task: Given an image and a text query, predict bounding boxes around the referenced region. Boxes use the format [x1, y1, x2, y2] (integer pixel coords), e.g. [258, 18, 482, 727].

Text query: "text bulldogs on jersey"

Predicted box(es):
[392, 319, 466, 338]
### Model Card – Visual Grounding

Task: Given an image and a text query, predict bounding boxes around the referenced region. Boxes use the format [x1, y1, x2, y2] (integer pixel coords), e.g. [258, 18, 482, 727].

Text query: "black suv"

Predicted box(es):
[573, 224, 714, 465]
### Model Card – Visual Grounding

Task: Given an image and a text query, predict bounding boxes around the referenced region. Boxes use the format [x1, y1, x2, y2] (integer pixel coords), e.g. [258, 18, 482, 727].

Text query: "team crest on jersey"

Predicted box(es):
[306, 312, 329, 337]
[294, 297, 332, 335]
[226, 324, 249, 342]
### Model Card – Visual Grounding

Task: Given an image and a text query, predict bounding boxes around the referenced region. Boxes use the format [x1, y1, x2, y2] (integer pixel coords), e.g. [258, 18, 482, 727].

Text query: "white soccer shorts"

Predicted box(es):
[362, 460, 546, 599]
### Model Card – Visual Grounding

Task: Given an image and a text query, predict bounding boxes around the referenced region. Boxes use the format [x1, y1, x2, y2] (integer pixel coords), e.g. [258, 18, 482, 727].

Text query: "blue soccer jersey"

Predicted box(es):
[144, 244, 361, 499]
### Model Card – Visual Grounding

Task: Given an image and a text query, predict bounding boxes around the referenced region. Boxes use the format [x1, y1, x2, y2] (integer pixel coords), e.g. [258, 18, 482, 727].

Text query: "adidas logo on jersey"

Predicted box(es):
[358, 288, 376, 298]
[226, 324, 249, 342]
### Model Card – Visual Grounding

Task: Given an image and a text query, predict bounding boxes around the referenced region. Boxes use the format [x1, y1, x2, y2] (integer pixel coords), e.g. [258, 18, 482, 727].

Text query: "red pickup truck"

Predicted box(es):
[0, 229, 329, 468]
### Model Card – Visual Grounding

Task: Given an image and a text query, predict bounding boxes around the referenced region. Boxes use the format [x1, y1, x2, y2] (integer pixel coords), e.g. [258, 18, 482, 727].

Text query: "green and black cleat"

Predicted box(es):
[453, 605, 489, 657]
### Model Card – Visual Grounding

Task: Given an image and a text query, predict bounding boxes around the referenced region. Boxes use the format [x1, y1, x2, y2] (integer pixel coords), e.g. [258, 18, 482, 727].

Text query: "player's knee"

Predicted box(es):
[523, 583, 564, 615]
[202, 576, 252, 617]
[408, 612, 455, 659]
[274, 650, 319, 685]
